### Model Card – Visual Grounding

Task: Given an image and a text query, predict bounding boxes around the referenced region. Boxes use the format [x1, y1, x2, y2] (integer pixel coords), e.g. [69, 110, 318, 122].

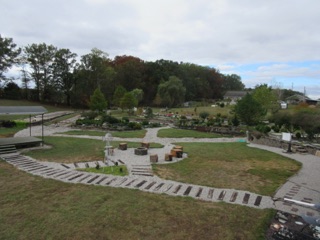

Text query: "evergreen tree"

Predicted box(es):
[89, 88, 108, 113]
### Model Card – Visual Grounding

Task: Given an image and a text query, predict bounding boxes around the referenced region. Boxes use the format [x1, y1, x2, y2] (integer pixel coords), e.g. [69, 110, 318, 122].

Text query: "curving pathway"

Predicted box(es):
[3, 123, 320, 216]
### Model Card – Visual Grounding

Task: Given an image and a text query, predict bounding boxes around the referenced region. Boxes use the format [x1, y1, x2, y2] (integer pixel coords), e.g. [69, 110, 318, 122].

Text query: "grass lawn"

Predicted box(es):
[0, 121, 28, 138]
[25, 137, 163, 163]
[0, 160, 274, 239]
[60, 129, 147, 138]
[157, 128, 224, 138]
[78, 165, 128, 176]
[153, 142, 301, 196]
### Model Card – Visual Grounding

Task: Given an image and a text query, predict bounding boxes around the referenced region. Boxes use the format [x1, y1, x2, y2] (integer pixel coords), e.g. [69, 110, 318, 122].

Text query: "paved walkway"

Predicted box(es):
[3, 124, 320, 217]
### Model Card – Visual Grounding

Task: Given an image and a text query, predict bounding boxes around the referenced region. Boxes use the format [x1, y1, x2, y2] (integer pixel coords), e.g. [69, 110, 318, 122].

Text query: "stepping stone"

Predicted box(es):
[115, 178, 128, 186]
[145, 181, 156, 190]
[54, 171, 71, 178]
[68, 173, 84, 181]
[254, 196, 262, 206]
[183, 186, 192, 196]
[96, 176, 109, 185]
[77, 174, 92, 183]
[61, 164, 70, 169]
[153, 183, 164, 192]
[207, 189, 214, 199]
[164, 184, 173, 192]
[218, 190, 226, 200]
[105, 178, 117, 185]
[26, 166, 48, 172]
[242, 193, 250, 204]
[60, 172, 79, 180]
[125, 179, 136, 187]
[230, 192, 238, 202]
[173, 185, 182, 194]
[196, 187, 203, 198]
[87, 175, 100, 184]
[135, 180, 147, 188]
[46, 170, 65, 176]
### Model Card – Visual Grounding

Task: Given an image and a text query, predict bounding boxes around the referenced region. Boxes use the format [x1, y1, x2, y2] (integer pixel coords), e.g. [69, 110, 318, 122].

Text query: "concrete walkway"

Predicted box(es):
[4, 124, 320, 216]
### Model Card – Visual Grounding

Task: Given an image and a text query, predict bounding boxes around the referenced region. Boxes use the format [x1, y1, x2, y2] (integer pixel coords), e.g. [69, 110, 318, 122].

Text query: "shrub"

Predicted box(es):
[271, 125, 280, 133]
[199, 111, 210, 120]
[255, 124, 271, 134]
[141, 120, 149, 126]
[295, 132, 301, 139]
[102, 114, 120, 124]
[81, 111, 99, 120]
[128, 122, 142, 130]
[0, 120, 17, 128]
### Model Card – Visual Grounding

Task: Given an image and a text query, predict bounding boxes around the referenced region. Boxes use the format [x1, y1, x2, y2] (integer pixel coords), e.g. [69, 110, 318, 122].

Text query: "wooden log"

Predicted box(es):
[150, 154, 158, 163]
[141, 142, 150, 149]
[165, 153, 173, 161]
[119, 143, 127, 150]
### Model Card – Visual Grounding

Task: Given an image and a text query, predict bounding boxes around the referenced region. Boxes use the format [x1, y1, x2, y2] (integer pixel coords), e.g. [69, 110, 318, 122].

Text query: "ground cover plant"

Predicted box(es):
[24, 137, 163, 163]
[0, 160, 274, 239]
[153, 142, 301, 196]
[157, 128, 224, 138]
[60, 129, 147, 138]
[78, 165, 128, 176]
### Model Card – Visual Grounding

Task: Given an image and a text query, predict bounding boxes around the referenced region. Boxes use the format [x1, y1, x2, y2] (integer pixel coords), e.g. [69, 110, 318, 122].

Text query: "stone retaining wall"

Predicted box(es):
[249, 134, 320, 156]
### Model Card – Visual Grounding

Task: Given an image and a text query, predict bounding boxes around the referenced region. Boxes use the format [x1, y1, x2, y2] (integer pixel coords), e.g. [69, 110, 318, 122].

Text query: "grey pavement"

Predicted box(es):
[4, 124, 320, 216]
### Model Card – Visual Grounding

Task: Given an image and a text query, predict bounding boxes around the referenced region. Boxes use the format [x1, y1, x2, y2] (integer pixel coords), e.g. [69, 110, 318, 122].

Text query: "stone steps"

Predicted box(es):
[1, 154, 273, 210]
[0, 145, 17, 155]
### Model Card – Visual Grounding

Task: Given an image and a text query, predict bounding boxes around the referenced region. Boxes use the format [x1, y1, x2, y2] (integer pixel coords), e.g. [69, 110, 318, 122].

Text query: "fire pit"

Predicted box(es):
[134, 147, 148, 155]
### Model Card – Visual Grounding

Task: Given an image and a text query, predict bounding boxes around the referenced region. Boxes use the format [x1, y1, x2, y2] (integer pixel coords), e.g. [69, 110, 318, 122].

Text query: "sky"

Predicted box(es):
[1, 0, 320, 99]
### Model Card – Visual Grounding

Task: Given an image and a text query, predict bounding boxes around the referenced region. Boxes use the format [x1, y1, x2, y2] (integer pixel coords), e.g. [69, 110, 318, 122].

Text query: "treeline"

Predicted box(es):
[1, 36, 245, 108]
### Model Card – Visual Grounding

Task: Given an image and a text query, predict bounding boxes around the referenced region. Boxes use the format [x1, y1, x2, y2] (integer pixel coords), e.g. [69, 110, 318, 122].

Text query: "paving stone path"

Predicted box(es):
[4, 123, 320, 216]
[1, 153, 274, 209]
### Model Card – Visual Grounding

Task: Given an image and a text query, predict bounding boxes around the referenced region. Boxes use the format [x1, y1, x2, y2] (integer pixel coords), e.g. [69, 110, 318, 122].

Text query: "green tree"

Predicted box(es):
[52, 48, 77, 105]
[130, 88, 144, 105]
[89, 88, 108, 113]
[0, 35, 21, 81]
[252, 84, 278, 113]
[3, 81, 21, 99]
[120, 92, 138, 114]
[157, 76, 186, 107]
[291, 110, 320, 140]
[222, 74, 245, 92]
[113, 85, 127, 107]
[24, 43, 57, 101]
[235, 93, 265, 126]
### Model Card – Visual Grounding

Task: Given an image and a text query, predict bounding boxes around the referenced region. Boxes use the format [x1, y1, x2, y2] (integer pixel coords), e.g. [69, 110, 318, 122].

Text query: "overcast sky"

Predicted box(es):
[1, 0, 320, 99]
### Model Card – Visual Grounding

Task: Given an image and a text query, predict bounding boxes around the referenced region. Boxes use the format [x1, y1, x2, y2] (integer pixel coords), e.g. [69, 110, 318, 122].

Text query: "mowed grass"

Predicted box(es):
[60, 129, 147, 138]
[0, 161, 274, 240]
[24, 137, 163, 163]
[153, 142, 301, 196]
[157, 128, 224, 138]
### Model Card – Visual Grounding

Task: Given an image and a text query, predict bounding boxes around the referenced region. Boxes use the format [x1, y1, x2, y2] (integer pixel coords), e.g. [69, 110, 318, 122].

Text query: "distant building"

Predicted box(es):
[285, 94, 319, 105]
[223, 91, 250, 101]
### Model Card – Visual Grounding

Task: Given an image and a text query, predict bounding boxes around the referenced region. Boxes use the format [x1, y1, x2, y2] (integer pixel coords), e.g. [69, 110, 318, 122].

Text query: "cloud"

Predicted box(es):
[1, 0, 320, 99]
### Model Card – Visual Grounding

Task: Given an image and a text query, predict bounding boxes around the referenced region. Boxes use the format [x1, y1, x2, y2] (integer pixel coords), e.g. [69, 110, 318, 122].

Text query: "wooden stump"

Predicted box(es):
[150, 154, 158, 163]
[141, 142, 150, 149]
[174, 145, 183, 151]
[119, 143, 127, 150]
[175, 150, 183, 158]
[165, 153, 173, 161]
